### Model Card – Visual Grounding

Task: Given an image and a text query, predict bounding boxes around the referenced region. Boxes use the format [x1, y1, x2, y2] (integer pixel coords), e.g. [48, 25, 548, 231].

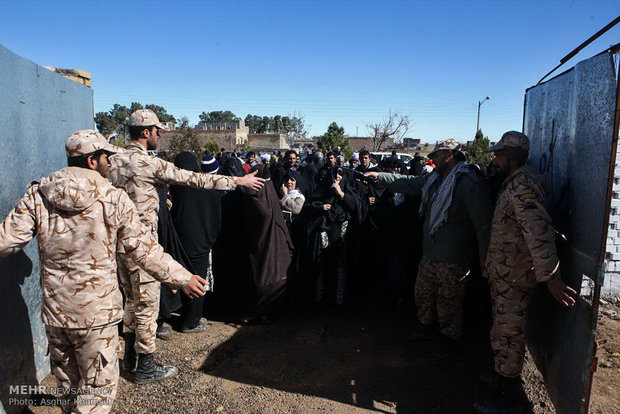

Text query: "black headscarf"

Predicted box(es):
[220, 157, 246, 177]
[170, 152, 223, 276]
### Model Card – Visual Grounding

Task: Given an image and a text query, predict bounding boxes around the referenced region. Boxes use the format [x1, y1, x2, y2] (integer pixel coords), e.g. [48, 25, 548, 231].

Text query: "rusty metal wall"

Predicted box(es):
[0, 44, 94, 414]
[523, 52, 617, 414]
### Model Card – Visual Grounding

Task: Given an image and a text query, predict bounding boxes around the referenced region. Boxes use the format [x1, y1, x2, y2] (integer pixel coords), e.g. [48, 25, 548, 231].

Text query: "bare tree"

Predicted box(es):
[366, 110, 411, 151]
[285, 112, 311, 146]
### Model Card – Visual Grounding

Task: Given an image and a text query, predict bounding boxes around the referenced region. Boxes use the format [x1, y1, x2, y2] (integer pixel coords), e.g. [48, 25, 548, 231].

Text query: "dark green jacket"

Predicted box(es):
[378, 169, 492, 263]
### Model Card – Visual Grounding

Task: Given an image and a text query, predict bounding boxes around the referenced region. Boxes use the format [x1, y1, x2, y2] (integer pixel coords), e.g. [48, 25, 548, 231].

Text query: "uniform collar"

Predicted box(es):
[126, 142, 148, 154]
[500, 165, 530, 191]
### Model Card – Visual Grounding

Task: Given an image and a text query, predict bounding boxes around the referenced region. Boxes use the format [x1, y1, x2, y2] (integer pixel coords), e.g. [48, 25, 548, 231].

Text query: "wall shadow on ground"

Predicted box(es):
[0, 251, 37, 414]
[202, 303, 499, 414]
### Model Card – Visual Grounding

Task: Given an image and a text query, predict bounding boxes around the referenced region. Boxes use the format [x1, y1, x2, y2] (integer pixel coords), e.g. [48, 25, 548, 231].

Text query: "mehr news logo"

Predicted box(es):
[9, 385, 112, 407]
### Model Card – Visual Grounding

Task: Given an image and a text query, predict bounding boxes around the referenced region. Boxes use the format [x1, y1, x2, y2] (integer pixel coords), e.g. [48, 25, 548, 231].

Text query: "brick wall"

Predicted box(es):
[604, 142, 620, 296]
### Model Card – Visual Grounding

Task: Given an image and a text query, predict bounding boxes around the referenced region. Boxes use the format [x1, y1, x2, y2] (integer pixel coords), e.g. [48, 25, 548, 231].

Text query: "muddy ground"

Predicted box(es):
[27, 301, 618, 414]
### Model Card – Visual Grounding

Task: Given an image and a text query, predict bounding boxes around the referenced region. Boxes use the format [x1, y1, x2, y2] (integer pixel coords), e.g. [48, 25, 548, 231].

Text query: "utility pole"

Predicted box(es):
[477, 96, 490, 133]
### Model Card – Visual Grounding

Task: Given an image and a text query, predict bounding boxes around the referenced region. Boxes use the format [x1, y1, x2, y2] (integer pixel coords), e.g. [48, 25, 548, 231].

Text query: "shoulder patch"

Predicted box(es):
[518, 193, 536, 201]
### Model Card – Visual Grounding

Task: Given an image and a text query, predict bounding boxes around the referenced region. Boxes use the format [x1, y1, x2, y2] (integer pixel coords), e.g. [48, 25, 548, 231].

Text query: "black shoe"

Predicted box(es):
[181, 318, 210, 333]
[134, 353, 178, 384]
[121, 333, 136, 372]
[473, 377, 527, 414]
[156, 322, 172, 340]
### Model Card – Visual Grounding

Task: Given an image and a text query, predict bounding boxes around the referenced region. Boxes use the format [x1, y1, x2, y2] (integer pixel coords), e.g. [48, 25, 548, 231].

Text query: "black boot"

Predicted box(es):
[121, 333, 136, 372]
[473, 377, 527, 414]
[134, 353, 178, 384]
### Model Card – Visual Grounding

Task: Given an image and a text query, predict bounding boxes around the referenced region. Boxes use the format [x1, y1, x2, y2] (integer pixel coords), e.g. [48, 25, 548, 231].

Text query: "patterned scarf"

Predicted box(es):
[419, 161, 470, 236]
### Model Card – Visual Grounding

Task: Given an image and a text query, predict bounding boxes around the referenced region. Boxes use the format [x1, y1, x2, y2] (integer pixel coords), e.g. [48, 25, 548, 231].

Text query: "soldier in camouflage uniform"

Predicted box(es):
[107, 109, 265, 382]
[474, 131, 576, 414]
[0, 130, 206, 413]
[365, 139, 492, 348]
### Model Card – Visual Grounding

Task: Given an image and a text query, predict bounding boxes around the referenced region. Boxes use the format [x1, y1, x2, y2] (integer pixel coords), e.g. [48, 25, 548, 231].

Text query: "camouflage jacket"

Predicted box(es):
[486, 166, 559, 285]
[0, 167, 193, 329]
[107, 143, 238, 233]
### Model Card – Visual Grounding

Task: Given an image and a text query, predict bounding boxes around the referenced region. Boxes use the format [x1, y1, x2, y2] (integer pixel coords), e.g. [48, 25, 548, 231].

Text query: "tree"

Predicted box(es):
[244, 113, 310, 141]
[468, 129, 492, 165]
[285, 113, 310, 143]
[95, 103, 131, 138]
[145, 104, 176, 123]
[366, 110, 411, 151]
[199, 111, 238, 123]
[317, 122, 351, 157]
[204, 139, 220, 155]
[95, 102, 176, 139]
[160, 116, 202, 162]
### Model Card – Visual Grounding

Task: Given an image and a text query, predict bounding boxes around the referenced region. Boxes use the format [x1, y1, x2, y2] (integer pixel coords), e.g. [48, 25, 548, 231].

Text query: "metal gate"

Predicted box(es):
[523, 51, 619, 414]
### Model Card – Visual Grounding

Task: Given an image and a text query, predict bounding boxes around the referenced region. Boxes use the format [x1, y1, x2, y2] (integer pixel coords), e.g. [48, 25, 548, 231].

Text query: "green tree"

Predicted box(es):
[199, 111, 238, 123]
[468, 129, 492, 165]
[160, 117, 202, 162]
[204, 139, 220, 155]
[317, 122, 351, 157]
[95, 102, 176, 139]
[145, 104, 176, 123]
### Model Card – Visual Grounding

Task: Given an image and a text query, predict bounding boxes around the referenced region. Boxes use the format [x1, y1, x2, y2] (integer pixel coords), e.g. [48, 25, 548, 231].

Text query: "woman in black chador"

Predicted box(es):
[169, 152, 224, 332]
[293, 166, 365, 305]
[240, 164, 293, 323]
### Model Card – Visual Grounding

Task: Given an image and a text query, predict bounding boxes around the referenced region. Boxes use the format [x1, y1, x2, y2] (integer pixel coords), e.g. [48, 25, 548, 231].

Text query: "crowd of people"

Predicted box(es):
[0, 108, 578, 414]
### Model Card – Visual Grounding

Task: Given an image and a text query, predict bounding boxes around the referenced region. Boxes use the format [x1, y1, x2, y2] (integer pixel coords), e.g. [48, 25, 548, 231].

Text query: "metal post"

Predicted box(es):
[477, 96, 490, 133]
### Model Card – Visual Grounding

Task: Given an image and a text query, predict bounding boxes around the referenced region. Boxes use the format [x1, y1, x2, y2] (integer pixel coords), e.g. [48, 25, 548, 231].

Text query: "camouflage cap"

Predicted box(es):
[485, 131, 529, 153]
[428, 138, 462, 157]
[128, 109, 169, 130]
[65, 130, 120, 157]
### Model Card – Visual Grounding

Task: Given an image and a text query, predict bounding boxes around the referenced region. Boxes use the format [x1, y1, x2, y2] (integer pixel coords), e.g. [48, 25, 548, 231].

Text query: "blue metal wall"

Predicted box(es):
[524, 52, 617, 414]
[0, 44, 94, 414]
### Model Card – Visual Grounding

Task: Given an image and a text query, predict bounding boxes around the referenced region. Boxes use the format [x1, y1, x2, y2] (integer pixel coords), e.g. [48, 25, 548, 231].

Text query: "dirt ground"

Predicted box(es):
[26, 301, 619, 414]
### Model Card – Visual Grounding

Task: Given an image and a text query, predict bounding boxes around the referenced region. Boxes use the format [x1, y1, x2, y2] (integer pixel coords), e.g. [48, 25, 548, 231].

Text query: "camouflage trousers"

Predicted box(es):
[490, 275, 537, 378]
[46, 324, 119, 413]
[415, 255, 470, 339]
[118, 256, 161, 354]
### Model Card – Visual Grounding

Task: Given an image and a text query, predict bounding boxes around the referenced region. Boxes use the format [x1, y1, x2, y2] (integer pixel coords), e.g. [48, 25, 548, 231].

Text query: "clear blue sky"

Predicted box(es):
[1, 0, 619, 142]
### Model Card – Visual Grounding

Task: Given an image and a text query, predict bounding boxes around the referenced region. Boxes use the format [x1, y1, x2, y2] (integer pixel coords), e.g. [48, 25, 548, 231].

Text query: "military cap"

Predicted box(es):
[429, 138, 462, 157]
[128, 109, 170, 130]
[65, 129, 120, 157]
[485, 131, 529, 152]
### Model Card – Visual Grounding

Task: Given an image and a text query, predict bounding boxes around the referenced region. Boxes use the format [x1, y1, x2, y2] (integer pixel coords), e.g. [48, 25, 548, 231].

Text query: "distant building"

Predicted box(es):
[192, 119, 249, 147]
[161, 121, 177, 131]
[248, 133, 290, 151]
[403, 138, 421, 149]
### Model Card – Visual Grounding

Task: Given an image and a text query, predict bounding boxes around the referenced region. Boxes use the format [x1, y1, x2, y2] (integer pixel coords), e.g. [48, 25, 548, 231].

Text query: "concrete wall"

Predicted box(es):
[0, 44, 94, 414]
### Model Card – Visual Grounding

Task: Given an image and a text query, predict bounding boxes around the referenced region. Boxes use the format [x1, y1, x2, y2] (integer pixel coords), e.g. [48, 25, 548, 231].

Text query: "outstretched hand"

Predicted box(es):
[183, 275, 207, 298]
[364, 171, 379, 181]
[547, 278, 577, 307]
[237, 170, 266, 191]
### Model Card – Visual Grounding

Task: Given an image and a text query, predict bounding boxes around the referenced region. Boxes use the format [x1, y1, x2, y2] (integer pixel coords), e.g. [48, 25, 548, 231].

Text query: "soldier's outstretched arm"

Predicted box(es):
[151, 156, 264, 191]
[0, 186, 37, 257]
[374, 172, 426, 195]
[116, 191, 206, 298]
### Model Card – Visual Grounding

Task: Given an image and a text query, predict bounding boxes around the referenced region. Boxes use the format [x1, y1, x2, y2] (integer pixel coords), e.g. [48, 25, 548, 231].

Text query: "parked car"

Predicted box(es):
[370, 152, 414, 165]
